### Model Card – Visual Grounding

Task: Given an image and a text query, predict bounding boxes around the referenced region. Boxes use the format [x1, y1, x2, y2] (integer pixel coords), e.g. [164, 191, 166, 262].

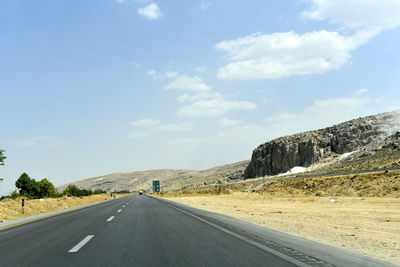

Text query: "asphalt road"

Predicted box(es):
[0, 195, 302, 267]
[0, 195, 396, 267]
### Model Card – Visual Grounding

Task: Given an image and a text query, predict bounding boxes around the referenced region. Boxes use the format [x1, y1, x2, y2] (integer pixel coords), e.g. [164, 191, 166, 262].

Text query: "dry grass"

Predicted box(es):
[163, 193, 400, 265]
[304, 148, 400, 176]
[160, 170, 400, 198]
[160, 170, 400, 264]
[259, 170, 400, 197]
[0, 194, 130, 223]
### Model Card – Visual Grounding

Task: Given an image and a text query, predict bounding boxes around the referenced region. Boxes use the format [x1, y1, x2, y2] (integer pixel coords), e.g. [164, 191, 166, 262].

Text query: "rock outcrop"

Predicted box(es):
[244, 110, 400, 178]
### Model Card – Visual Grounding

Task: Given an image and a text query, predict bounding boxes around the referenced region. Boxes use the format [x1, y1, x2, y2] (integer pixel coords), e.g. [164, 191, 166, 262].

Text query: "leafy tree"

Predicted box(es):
[0, 149, 5, 166]
[37, 178, 58, 198]
[15, 173, 37, 198]
[14, 173, 59, 199]
[0, 149, 5, 183]
[63, 184, 94, 197]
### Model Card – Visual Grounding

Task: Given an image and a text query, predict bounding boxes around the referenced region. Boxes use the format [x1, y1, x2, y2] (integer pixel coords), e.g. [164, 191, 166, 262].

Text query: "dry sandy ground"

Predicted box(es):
[0, 194, 129, 223]
[163, 193, 400, 265]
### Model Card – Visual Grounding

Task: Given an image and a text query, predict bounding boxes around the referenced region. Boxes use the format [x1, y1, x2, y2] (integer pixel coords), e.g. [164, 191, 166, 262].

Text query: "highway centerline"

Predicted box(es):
[68, 235, 94, 253]
[106, 216, 115, 222]
[117, 209, 122, 213]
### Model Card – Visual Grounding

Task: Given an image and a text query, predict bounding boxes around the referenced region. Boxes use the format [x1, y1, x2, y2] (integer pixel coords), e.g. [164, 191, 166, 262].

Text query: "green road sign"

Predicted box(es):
[152, 180, 160, 193]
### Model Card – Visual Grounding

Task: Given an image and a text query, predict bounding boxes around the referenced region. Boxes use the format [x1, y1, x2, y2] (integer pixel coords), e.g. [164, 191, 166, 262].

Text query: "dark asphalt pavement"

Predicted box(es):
[0, 195, 300, 267]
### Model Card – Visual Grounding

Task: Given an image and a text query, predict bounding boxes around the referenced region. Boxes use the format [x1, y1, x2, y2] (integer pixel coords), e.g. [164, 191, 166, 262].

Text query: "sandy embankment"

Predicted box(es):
[163, 193, 400, 265]
[0, 194, 129, 223]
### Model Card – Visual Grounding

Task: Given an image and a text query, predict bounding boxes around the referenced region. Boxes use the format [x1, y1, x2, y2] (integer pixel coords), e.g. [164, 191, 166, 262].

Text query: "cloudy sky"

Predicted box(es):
[1, 0, 400, 194]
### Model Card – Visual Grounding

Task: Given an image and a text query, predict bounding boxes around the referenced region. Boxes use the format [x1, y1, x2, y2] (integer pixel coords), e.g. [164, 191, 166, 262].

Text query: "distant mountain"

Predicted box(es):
[59, 160, 249, 193]
[62, 110, 400, 193]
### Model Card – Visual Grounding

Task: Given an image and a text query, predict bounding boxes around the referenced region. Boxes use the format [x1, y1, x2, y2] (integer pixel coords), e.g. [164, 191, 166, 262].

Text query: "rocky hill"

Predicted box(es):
[59, 160, 249, 193]
[62, 110, 400, 192]
[244, 110, 400, 178]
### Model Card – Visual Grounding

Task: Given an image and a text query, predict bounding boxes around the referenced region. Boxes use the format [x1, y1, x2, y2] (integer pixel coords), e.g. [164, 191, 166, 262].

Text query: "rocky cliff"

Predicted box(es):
[244, 110, 400, 178]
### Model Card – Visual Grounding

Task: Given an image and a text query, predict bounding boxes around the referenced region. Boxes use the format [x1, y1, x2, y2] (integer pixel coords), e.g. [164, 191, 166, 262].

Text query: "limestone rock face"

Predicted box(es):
[244, 111, 400, 178]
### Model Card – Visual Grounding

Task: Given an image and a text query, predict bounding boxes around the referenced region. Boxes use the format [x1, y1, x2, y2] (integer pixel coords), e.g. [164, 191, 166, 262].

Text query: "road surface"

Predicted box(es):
[0, 195, 396, 267]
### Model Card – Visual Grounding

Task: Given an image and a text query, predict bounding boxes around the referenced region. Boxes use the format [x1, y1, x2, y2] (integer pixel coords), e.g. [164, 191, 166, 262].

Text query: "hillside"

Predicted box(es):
[62, 110, 400, 193]
[59, 160, 249, 193]
[245, 110, 400, 178]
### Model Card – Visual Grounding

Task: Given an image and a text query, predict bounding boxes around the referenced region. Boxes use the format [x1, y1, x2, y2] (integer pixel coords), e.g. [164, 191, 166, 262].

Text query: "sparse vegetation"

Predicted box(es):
[15, 173, 59, 199]
[62, 184, 106, 197]
[302, 148, 400, 176]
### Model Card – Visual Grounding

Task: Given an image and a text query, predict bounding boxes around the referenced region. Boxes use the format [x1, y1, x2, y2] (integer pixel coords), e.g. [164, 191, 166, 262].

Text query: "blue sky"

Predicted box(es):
[1, 0, 400, 194]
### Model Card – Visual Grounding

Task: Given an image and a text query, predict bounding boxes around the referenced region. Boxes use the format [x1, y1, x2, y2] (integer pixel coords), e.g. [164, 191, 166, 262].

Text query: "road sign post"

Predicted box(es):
[152, 180, 160, 193]
[21, 198, 25, 214]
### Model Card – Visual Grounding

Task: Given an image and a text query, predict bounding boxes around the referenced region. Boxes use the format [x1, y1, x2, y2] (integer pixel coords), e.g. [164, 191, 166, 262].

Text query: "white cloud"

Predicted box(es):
[137, 3, 162, 20]
[164, 71, 179, 79]
[130, 119, 161, 127]
[127, 131, 151, 139]
[129, 61, 142, 68]
[216, 29, 378, 80]
[176, 91, 222, 103]
[147, 70, 179, 80]
[147, 70, 157, 77]
[265, 95, 376, 136]
[153, 123, 193, 131]
[130, 119, 193, 132]
[354, 88, 368, 96]
[194, 65, 207, 73]
[13, 136, 69, 147]
[150, 69, 256, 118]
[218, 118, 243, 128]
[200, 0, 211, 10]
[165, 74, 210, 91]
[178, 96, 256, 117]
[303, 0, 400, 30]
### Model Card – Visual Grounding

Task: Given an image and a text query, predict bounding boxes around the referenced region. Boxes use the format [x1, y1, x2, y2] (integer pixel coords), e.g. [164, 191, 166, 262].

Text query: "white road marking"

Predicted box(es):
[159, 200, 310, 267]
[68, 235, 94, 253]
[106, 216, 115, 222]
[117, 209, 122, 213]
[122, 205, 126, 208]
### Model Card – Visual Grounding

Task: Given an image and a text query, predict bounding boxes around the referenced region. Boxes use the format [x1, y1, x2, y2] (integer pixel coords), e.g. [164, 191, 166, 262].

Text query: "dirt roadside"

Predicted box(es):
[0, 194, 130, 223]
[163, 193, 400, 265]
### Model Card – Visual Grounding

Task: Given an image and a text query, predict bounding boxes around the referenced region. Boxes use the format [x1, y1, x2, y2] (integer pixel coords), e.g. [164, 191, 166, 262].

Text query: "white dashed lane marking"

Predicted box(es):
[68, 235, 94, 253]
[117, 209, 122, 213]
[106, 216, 115, 222]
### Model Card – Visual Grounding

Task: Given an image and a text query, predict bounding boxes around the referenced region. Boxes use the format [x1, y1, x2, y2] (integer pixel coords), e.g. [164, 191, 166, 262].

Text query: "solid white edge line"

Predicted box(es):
[159, 200, 311, 267]
[117, 209, 122, 213]
[106, 216, 115, 222]
[68, 235, 94, 253]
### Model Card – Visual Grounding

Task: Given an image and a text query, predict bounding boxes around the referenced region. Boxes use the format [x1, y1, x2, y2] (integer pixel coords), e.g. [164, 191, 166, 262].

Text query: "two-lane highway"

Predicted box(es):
[1, 195, 397, 267]
[0, 195, 299, 267]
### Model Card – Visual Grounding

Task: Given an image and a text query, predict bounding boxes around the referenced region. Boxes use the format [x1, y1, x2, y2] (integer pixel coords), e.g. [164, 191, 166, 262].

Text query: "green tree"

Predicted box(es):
[63, 184, 93, 197]
[0, 149, 5, 166]
[37, 178, 58, 198]
[63, 184, 80, 196]
[15, 173, 38, 198]
[0, 149, 5, 183]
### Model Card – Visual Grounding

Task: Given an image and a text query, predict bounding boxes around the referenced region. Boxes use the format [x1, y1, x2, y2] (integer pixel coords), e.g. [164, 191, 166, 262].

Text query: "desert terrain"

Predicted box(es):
[162, 193, 400, 265]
